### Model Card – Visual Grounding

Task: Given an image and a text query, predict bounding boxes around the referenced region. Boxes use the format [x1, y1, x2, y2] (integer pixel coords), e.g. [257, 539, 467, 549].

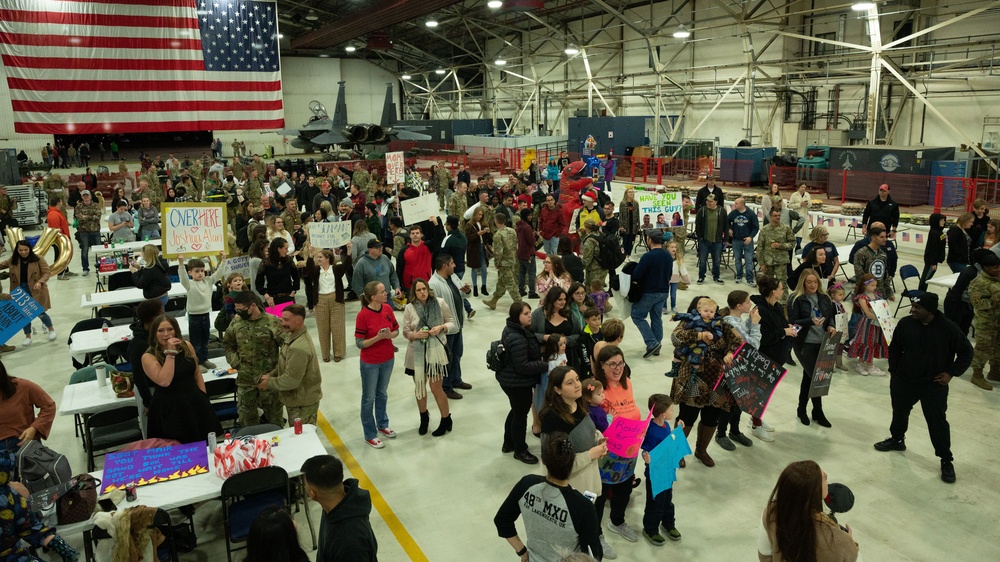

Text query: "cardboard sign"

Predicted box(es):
[568, 208, 581, 234]
[0, 287, 43, 343]
[399, 193, 440, 226]
[598, 451, 638, 485]
[713, 343, 788, 419]
[636, 191, 684, 227]
[102, 442, 210, 493]
[265, 300, 293, 318]
[222, 255, 251, 279]
[161, 203, 228, 259]
[835, 311, 849, 335]
[809, 332, 842, 398]
[870, 299, 897, 345]
[649, 429, 692, 496]
[603, 413, 652, 458]
[385, 152, 405, 184]
[307, 221, 351, 248]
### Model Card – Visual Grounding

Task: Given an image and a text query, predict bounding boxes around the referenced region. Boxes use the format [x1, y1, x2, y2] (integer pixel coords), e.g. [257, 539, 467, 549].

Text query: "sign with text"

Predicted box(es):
[102, 442, 209, 494]
[835, 312, 849, 335]
[713, 343, 788, 419]
[400, 193, 439, 225]
[0, 287, 43, 343]
[161, 203, 228, 259]
[870, 299, 897, 346]
[598, 451, 638, 485]
[385, 152, 405, 184]
[809, 332, 842, 398]
[307, 221, 351, 249]
[603, 412, 652, 458]
[636, 191, 684, 226]
[222, 255, 251, 279]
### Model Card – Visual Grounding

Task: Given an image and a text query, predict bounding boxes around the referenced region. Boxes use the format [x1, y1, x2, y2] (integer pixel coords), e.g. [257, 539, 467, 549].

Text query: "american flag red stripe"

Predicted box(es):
[0, 0, 283, 134]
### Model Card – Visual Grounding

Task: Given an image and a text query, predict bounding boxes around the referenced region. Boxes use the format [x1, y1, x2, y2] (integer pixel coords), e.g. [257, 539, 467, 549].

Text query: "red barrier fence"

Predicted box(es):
[622, 155, 713, 184]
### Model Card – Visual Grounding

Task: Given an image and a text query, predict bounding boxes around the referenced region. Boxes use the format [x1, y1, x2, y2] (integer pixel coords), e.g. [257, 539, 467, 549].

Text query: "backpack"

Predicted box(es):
[486, 339, 508, 373]
[587, 233, 626, 271]
[17, 440, 73, 494]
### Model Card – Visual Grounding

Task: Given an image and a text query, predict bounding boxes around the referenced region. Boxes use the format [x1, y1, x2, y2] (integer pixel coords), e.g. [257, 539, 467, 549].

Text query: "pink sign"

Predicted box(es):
[265, 301, 293, 317]
[603, 412, 652, 458]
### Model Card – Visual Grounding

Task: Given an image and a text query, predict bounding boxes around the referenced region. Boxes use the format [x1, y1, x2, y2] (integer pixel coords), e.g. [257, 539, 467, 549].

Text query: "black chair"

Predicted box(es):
[894, 264, 921, 317]
[233, 424, 281, 438]
[164, 297, 187, 314]
[107, 271, 134, 292]
[84, 406, 143, 471]
[167, 264, 180, 283]
[220, 466, 290, 562]
[205, 378, 239, 429]
[105, 341, 132, 371]
[69, 318, 114, 369]
[97, 305, 135, 327]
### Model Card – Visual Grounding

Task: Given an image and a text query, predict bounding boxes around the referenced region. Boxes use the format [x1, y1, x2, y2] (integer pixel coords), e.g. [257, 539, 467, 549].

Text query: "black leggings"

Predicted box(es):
[678, 403, 723, 428]
[794, 343, 823, 411]
[500, 385, 533, 454]
[594, 480, 633, 527]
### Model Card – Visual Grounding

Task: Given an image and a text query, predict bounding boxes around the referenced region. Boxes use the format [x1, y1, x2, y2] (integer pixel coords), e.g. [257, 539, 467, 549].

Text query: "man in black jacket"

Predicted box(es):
[694, 176, 725, 211]
[303, 455, 378, 561]
[874, 292, 973, 484]
[861, 183, 900, 237]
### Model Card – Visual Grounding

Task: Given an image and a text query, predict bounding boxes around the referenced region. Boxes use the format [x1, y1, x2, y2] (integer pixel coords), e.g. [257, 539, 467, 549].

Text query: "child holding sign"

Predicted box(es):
[641, 394, 683, 546]
[847, 274, 888, 376]
[178, 252, 226, 369]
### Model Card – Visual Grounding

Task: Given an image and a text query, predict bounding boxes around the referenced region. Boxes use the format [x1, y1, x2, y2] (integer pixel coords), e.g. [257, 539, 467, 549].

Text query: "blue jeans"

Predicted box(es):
[19, 283, 52, 336]
[471, 250, 488, 288]
[732, 239, 755, 283]
[443, 333, 464, 392]
[518, 258, 536, 294]
[359, 359, 393, 440]
[669, 283, 678, 309]
[189, 313, 210, 363]
[631, 291, 667, 351]
[79, 231, 103, 272]
[698, 240, 723, 280]
[948, 263, 967, 274]
[542, 237, 559, 257]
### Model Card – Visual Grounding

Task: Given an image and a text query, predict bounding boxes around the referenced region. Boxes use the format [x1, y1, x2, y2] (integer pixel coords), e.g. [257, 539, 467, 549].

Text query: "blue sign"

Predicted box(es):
[0, 287, 42, 343]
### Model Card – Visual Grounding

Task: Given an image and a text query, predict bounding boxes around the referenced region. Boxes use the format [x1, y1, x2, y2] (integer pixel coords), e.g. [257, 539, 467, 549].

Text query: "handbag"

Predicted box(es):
[111, 370, 135, 398]
[57, 474, 101, 525]
[214, 436, 274, 479]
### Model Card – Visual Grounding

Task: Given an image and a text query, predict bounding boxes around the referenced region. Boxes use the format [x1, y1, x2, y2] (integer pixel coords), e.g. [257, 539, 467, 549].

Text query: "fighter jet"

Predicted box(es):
[279, 82, 429, 154]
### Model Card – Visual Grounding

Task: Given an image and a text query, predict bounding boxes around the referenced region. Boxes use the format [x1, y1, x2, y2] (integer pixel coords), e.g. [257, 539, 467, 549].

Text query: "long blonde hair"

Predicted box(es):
[789, 268, 827, 306]
[141, 244, 162, 269]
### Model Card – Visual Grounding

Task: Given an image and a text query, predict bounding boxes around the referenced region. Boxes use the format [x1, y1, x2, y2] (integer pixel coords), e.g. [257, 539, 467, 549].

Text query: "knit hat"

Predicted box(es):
[339, 197, 353, 207]
[911, 291, 938, 312]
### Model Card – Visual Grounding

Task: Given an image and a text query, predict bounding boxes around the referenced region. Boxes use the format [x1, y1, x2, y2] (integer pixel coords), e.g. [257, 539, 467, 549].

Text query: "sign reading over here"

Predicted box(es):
[161, 203, 228, 259]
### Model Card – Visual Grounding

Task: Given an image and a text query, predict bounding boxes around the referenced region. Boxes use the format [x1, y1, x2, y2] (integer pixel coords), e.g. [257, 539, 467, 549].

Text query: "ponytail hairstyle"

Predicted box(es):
[540, 431, 575, 481]
[720, 290, 750, 317]
[360, 281, 384, 307]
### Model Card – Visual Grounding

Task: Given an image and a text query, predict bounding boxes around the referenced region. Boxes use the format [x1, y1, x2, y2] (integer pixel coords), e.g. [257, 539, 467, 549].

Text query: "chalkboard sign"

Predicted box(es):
[712, 343, 788, 419]
[809, 332, 841, 398]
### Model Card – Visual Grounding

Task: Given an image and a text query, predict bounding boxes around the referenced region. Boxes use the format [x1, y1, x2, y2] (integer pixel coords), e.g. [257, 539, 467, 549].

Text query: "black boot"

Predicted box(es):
[432, 414, 452, 437]
[811, 398, 831, 427]
[481, 286, 489, 296]
[797, 405, 810, 426]
[418, 411, 430, 435]
[473, 285, 479, 297]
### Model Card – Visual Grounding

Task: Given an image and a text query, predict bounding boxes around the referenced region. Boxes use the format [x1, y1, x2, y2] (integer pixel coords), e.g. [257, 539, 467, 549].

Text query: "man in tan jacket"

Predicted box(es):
[258, 304, 323, 425]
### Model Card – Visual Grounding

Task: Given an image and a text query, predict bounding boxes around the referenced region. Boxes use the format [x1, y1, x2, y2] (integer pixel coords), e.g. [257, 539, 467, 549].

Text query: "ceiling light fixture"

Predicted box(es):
[401, 74, 412, 80]
[305, 9, 319, 21]
[435, 68, 446, 74]
[277, 33, 284, 39]
[673, 24, 691, 38]
[564, 45, 579, 56]
[318, 54, 330, 58]
[425, 20, 438, 28]
[851, 2, 876, 10]
[345, 45, 356, 52]
[487, 1, 503, 8]
[494, 59, 507, 65]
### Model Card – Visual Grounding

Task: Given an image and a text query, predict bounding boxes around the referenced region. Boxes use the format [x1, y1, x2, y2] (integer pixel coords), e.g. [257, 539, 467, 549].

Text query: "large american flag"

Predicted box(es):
[0, 0, 283, 134]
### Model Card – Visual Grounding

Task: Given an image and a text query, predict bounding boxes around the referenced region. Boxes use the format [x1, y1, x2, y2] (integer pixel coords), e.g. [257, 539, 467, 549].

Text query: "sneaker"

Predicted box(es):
[377, 427, 397, 439]
[82, 269, 90, 275]
[58, 272, 69, 280]
[734, 278, 742, 285]
[202, 359, 217, 369]
[697, 278, 705, 284]
[714, 278, 724, 284]
[468, 309, 476, 318]
[47, 330, 57, 342]
[873, 437, 906, 452]
[941, 460, 956, 484]
[599, 535, 618, 559]
[868, 366, 886, 376]
[661, 526, 682, 541]
[729, 432, 753, 447]
[365, 438, 385, 449]
[746, 278, 755, 286]
[643, 343, 662, 359]
[607, 521, 639, 543]
[856, 362, 870, 376]
[715, 434, 736, 451]
[759, 419, 775, 432]
[22, 337, 31, 347]
[751, 425, 774, 442]
[642, 530, 665, 546]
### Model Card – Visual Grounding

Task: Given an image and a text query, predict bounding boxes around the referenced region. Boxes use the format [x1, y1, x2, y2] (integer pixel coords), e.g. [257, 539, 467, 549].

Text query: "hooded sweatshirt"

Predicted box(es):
[888, 310, 972, 382]
[925, 213, 947, 265]
[318, 478, 378, 562]
[128, 320, 154, 407]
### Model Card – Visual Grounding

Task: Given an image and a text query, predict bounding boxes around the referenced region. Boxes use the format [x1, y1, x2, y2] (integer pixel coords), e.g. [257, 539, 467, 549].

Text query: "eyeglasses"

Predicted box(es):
[603, 361, 625, 370]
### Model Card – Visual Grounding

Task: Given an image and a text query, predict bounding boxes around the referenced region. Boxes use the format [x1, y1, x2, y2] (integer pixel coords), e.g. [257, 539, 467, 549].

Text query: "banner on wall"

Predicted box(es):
[160, 203, 228, 259]
[635, 191, 685, 227]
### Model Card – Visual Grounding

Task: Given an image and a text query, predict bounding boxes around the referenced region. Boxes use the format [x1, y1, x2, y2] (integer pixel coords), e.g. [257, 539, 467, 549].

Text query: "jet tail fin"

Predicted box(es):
[380, 83, 395, 127]
[332, 81, 348, 127]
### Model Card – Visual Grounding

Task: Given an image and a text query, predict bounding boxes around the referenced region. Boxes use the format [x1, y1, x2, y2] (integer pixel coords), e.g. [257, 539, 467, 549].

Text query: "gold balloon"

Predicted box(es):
[5, 226, 74, 276]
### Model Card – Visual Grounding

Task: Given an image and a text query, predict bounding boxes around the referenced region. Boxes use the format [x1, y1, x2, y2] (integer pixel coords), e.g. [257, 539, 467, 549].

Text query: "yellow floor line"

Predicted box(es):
[316, 411, 428, 562]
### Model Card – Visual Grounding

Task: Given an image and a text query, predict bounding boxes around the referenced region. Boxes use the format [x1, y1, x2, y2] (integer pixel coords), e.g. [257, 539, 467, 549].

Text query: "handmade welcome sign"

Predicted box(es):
[809, 332, 842, 398]
[713, 343, 787, 419]
[0, 287, 43, 344]
[161, 203, 228, 259]
[603, 412, 652, 458]
[101, 442, 210, 494]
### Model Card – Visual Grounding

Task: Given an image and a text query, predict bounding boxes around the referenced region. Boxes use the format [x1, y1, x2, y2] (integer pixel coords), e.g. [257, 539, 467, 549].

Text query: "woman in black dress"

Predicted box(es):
[141, 314, 222, 444]
[255, 237, 301, 307]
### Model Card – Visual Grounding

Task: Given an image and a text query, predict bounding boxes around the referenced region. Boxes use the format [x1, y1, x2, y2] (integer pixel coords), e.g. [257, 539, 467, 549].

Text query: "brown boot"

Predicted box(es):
[482, 298, 497, 311]
[677, 423, 692, 468]
[835, 355, 848, 372]
[694, 423, 716, 467]
[970, 369, 994, 391]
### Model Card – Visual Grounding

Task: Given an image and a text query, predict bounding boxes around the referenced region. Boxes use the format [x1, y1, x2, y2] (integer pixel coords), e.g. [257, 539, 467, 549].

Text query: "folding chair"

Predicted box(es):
[894, 264, 921, 317]
[106, 271, 135, 292]
[97, 305, 135, 327]
[84, 406, 143, 471]
[205, 378, 239, 429]
[220, 466, 290, 562]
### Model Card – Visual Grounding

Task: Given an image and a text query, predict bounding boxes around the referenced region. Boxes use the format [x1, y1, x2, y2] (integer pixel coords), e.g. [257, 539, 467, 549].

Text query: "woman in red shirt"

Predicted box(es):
[354, 281, 400, 449]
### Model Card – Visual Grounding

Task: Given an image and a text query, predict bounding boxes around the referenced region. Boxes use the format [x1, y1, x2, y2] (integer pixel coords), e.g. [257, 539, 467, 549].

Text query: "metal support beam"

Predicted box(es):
[672, 70, 748, 157]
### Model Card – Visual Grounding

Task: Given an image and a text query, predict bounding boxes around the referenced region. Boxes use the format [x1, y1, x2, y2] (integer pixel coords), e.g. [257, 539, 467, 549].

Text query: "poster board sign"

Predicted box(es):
[636, 191, 685, 227]
[0, 287, 43, 345]
[713, 343, 788, 419]
[222, 256, 251, 279]
[160, 203, 228, 259]
[835, 312, 849, 335]
[307, 221, 351, 249]
[870, 299, 897, 346]
[568, 208, 581, 234]
[101, 442, 210, 493]
[649, 429, 692, 496]
[266, 301, 293, 318]
[400, 194, 439, 225]
[809, 332, 842, 398]
[385, 152, 405, 184]
[603, 412, 652, 458]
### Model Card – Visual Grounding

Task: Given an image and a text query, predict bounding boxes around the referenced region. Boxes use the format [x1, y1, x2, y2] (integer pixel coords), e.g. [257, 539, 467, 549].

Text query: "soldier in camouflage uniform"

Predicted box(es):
[42, 173, 68, 209]
[230, 157, 244, 181]
[435, 162, 452, 211]
[448, 182, 468, 224]
[223, 291, 286, 426]
[483, 212, 520, 310]
[967, 253, 1000, 390]
[74, 189, 104, 274]
[251, 154, 266, 179]
[756, 208, 795, 284]
[232, 139, 241, 159]
[244, 169, 264, 206]
[131, 179, 163, 210]
[353, 166, 371, 198]
[280, 197, 302, 230]
[580, 220, 607, 287]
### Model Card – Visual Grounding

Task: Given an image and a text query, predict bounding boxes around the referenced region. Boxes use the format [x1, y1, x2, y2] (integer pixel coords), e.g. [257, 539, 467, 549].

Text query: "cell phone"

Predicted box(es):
[98, 498, 117, 512]
[792, 325, 803, 333]
[582, 490, 598, 503]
